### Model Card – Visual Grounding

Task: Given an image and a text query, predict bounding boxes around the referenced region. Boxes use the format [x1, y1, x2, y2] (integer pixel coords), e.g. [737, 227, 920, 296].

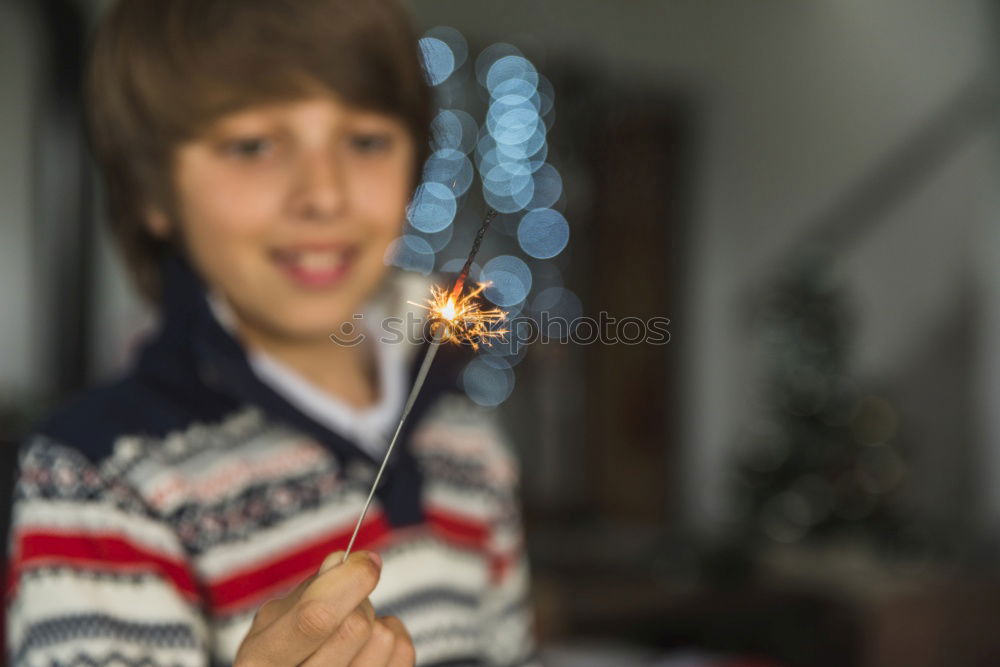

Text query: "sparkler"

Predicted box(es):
[342, 208, 506, 562]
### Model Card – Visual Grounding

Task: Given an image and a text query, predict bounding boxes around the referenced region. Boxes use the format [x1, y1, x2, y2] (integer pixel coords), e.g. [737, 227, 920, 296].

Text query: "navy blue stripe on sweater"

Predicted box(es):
[14, 614, 200, 663]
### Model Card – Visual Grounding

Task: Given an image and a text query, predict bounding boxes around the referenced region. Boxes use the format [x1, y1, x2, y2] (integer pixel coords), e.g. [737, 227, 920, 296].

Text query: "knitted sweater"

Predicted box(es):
[5, 253, 537, 667]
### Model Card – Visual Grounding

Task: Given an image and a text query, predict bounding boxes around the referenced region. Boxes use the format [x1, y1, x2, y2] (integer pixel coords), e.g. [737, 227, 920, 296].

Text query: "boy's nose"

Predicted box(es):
[291, 149, 346, 221]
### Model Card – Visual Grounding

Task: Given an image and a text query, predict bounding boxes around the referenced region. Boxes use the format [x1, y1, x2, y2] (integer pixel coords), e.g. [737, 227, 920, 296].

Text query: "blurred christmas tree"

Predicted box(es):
[733, 251, 908, 546]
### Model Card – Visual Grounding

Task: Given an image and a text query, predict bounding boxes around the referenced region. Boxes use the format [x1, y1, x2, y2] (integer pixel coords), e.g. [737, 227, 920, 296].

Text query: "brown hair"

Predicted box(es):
[87, 0, 433, 304]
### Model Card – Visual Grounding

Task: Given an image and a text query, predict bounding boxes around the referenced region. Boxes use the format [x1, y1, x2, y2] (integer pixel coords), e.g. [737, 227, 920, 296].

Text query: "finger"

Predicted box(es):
[345, 618, 397, 667]
[252, 547, 340, 631]
[240, 552, 382, 665]
[380, 616, 416, 667]
[250, 575, 314, 632]
[301, 550, 382, 606]
[297, 604, 376, 667]
[253, 548, 345, 631]
[358, 599, 376, 623]
[248, 598, 284, 634]
[318, 550, 346, 574]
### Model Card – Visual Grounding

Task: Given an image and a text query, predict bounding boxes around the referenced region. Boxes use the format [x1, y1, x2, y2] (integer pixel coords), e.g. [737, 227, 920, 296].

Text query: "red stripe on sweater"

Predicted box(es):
[7, 510, 499, 615]
[206, 509, 492, 614]
[424, 506, 490, 550]
[423, 506, 518, 584]
[7, 531, 199, 602]
[488, 549, 520, 585]
[206, 516, 391, 614]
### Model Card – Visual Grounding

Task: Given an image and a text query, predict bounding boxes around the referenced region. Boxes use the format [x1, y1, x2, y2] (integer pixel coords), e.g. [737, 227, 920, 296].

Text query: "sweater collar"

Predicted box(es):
[135, 250, 435, 526]
[139, 251, 411, 467]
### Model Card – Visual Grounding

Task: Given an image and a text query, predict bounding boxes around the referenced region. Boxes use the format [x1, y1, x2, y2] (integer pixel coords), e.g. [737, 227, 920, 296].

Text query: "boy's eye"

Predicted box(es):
[349, 133, 392, 153]
[221, 137, 274, 159]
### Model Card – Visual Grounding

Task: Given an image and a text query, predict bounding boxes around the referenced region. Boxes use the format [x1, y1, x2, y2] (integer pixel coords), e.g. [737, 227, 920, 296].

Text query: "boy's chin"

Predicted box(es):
[240, 309, 360, 347]
[280, 317, 360, 344]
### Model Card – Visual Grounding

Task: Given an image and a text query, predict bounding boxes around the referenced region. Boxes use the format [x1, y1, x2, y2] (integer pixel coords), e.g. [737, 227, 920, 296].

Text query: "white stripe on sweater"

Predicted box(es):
[8, 571, 207, 649]
[12, 500, 187, 560]
[193, 493, 369, 580]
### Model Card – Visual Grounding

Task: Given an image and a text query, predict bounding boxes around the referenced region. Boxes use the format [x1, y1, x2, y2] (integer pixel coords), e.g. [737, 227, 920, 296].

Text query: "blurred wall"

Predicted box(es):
[0, 1, 154, 398]
[977, 140, 1000, 539]
[0, 2, 45, 399]
[410, 0, 999, 534]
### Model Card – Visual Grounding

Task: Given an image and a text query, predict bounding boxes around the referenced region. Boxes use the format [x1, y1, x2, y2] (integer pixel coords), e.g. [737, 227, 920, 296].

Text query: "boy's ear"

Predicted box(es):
[144, 206, 172, 239]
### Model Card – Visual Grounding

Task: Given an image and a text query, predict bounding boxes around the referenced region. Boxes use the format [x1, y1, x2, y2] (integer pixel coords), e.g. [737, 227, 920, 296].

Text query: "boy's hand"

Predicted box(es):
[234, 551, 415, 666]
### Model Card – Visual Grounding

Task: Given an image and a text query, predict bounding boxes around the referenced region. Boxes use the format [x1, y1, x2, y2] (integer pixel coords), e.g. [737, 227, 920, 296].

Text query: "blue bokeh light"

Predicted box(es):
[518, 208, 569, 259]
[431, 110, 463, 151]
[423, 149, 473, 197]
[490, 77, 539, 104]
[483, 162, 532, 197]
[418, 37, 455, 86]
[406, 35, 568, 410]
[385, 235, 435, 275]
[527, 163, 563, 210]
[424, 26, 468, 70]
[487, 93, 539, 132]
[495, 123, 546, 163]
[451, 109, 479, 154]
[536, 74, 556, 116]
[431, 109, 479, 156]
[482, 255, 532, 306]
[462, 358, 515, 407]
[416, 223, 454, 253]
[406, 182, 457, 233]
[491, 108, 541, 146]
[486, 55, 539, 92]
[484, 187, 534, 215]
[485, 165, 534, 213]
[475, 43, 523, 88]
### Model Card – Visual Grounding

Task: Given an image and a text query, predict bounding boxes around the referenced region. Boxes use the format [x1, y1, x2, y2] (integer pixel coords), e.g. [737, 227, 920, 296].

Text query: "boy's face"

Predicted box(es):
[152, 93, 416, 344]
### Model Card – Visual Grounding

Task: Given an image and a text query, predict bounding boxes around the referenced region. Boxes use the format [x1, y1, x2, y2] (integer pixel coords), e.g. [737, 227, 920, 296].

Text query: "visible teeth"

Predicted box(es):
[290, 251, 346, 272]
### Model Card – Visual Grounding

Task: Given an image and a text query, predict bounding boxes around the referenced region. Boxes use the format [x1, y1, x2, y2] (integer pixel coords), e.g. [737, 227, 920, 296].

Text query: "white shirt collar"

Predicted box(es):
[207, 293, 406, 459]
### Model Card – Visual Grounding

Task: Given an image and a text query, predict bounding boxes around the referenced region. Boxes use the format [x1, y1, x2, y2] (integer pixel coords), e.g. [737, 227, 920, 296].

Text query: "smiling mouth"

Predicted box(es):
[271, 246, 358, 288]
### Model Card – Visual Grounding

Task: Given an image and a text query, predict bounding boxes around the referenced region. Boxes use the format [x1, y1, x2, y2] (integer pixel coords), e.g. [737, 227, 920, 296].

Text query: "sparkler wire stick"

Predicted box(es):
[341, 327, 444, 562]
[451, 208, 498, 299]
[341, 209, 499, 563]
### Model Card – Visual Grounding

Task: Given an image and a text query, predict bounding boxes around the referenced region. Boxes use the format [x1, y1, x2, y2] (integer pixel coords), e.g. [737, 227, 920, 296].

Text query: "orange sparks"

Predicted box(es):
[411, 283, 508, 350]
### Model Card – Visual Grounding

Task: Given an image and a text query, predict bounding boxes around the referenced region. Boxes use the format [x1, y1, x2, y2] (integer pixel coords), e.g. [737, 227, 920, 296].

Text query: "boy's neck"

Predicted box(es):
[203, 288, 381, 410]
[239, 328, 380, 411]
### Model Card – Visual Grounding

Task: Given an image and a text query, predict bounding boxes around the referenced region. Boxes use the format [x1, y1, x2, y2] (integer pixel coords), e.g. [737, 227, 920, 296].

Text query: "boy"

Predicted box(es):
[5, 1, 537, 665]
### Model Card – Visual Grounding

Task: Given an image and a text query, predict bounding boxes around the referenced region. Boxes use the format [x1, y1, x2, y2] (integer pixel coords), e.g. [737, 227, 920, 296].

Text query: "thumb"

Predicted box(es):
[319, 550, 346, 574]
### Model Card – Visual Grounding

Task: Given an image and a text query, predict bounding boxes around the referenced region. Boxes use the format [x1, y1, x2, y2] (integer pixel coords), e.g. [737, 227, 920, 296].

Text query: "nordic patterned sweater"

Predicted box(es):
[5, 253, 537, 667]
